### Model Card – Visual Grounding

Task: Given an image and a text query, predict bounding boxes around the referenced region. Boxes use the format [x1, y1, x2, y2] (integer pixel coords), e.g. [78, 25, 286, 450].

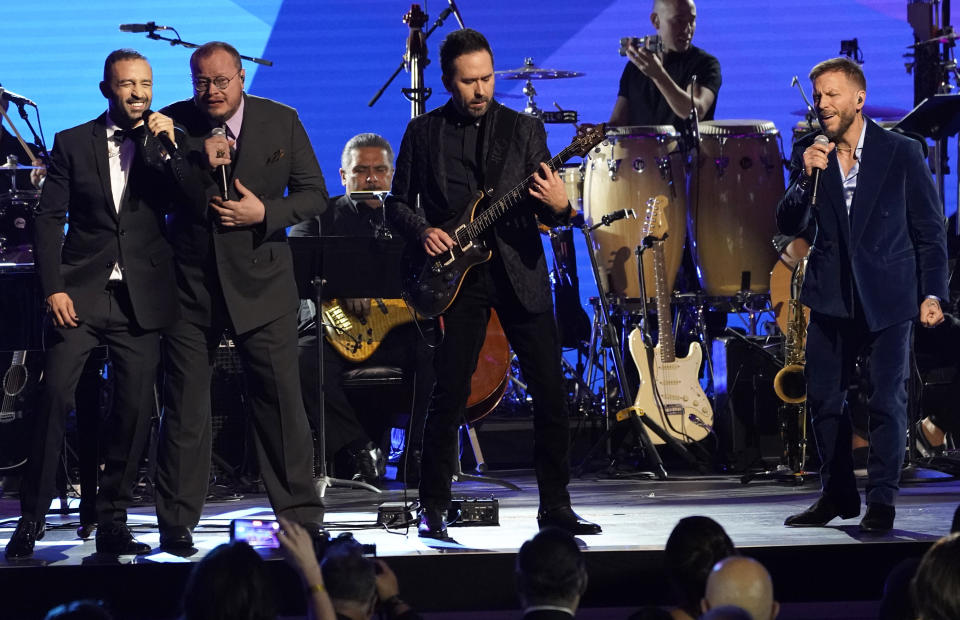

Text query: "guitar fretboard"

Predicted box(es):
[652, 241, 676, 364]
[466, 139, 589, 239]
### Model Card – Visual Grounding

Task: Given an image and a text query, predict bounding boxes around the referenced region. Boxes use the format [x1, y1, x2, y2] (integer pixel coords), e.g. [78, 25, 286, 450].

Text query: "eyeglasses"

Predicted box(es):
[192, 70, 241, 93]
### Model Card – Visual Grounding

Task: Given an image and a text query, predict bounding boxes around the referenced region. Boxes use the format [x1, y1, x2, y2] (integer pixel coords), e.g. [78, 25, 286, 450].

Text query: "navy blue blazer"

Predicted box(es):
[776, 118, 948, 331]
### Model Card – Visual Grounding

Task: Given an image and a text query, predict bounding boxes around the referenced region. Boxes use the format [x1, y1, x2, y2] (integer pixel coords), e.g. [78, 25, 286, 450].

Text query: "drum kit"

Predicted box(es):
[0, 158, 41, 264]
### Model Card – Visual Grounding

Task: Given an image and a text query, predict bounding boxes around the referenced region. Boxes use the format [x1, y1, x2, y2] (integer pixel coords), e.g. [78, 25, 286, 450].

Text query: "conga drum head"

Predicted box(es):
[691, 120, 784, 296]
[584, 126, 687, 300]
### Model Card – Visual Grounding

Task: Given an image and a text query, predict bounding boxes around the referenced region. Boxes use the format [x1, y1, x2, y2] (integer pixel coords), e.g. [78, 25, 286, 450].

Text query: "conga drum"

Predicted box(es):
[584, 126, 687, 299]
[690, 120, 784, 296]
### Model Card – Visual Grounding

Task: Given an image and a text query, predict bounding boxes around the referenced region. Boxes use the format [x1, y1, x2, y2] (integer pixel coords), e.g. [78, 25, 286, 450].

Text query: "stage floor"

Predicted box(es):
[0, 467, 957, 618]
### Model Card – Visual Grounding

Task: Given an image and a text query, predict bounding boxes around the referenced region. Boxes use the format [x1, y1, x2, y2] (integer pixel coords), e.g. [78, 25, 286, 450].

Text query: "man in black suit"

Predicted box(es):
[387, 28, 600, 538]
[5, 49, 200, 558]
[778, 58, 948, 533]
[291, 133, 434, 485]
[516, 527, 588, 619]
[155, 41, 327, 550]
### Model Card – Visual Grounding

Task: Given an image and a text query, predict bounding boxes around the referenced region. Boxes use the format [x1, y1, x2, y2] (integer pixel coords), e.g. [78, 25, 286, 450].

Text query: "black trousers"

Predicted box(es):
[19, 283, 158, 526]
[419, 256, 571, 510]
[156, 308, 324, 530]
[298, 325, 434, 459]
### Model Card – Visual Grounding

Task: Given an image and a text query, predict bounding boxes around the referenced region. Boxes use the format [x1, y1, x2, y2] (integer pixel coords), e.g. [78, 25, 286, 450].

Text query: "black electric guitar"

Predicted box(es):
[401, 123, 607, 317]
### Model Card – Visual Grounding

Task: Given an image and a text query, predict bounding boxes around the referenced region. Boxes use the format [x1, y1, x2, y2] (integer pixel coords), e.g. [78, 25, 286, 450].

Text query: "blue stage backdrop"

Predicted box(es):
[1, 0, 952, 311]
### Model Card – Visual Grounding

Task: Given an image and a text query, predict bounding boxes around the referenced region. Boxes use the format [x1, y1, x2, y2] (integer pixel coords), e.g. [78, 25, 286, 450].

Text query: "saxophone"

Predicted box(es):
[773, 256, 808, 403]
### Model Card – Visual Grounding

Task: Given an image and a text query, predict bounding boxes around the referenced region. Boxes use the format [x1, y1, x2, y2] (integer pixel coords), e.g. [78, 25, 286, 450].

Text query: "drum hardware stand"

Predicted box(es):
[368, 3, 463, 113]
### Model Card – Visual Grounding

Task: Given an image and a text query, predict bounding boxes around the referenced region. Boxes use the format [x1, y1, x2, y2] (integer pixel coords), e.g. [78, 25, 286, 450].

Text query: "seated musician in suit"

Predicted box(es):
[291, 133, 435, 485]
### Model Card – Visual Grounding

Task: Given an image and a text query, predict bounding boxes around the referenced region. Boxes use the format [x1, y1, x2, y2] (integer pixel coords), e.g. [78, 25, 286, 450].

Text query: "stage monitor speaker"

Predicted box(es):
[711, 335, 783, 471]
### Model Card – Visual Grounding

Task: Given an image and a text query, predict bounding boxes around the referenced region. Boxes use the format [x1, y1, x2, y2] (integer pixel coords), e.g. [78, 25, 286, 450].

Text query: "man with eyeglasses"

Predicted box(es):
[155, 41, 328, 551]
[290, 133, 435, 487]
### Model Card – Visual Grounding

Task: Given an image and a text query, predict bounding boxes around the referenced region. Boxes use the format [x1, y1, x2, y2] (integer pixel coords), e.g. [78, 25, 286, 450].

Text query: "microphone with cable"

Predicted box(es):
[0, 87, 37, 108]
[119, 22, 171, 32]
[447, 0, 466, 28]
[210, 126, 230, 199]
[810, 134, 830, 207]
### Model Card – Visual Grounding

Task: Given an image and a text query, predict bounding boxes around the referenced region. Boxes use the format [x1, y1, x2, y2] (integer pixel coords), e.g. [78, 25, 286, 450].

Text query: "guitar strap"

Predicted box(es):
[480, 106, 520, 205]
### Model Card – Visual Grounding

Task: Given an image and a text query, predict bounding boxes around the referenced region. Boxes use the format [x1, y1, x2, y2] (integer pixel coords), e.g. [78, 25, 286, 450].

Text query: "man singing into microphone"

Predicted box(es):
[155, 41, 327, 551]
[5, 49, 202, 558]
[777, 57, 947, 533]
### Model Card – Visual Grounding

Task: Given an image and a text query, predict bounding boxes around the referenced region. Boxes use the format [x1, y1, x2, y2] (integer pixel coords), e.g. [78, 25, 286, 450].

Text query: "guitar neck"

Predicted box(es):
[651, 241, 676, 364]
[466, 141, 582, 238]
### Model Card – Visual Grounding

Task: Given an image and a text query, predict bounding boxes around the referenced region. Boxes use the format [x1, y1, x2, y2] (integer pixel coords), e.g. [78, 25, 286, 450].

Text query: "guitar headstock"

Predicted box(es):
[641, 194, 669, 239]
[571, 123, 607, 157]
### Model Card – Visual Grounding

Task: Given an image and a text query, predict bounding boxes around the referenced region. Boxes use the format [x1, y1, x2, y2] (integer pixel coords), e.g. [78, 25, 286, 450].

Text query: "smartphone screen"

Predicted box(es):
[230, 518, 280, 548]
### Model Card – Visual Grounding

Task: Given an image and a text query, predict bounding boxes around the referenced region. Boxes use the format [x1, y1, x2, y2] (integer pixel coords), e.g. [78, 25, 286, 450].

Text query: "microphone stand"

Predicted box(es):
[129, 26, 273, 66]
[368, 3, 461, 109]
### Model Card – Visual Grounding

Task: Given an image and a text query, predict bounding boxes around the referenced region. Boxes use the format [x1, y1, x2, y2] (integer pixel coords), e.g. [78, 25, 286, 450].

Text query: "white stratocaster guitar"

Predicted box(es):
[626, 195, 713, 444]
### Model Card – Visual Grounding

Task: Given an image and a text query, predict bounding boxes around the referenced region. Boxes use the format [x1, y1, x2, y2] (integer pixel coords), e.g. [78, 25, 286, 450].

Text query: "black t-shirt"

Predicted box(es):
[617, 45, 722, 128]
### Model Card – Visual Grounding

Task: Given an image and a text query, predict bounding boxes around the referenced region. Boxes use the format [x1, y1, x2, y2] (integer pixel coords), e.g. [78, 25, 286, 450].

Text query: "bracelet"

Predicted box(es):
[306, 583, 326, 595]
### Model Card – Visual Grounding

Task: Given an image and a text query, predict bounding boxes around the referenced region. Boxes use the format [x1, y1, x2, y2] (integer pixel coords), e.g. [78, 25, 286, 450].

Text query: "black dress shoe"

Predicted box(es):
[860, 503, 895, 533]
[77, 523, 97, 540]
[784, 495, 860, 527]
[417, 506, 448, 539]
[4, 519, 45, 559]
[537, 505, 602, 535]
[95, 523, 151, 555]
[159, 526, 194, 551]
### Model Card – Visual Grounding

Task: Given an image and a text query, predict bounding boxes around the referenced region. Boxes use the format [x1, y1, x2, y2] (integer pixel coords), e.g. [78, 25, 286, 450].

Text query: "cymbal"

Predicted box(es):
[496, 64, 583, 80]
[790, 104, 908, 120]
[0, 162, 43, 171]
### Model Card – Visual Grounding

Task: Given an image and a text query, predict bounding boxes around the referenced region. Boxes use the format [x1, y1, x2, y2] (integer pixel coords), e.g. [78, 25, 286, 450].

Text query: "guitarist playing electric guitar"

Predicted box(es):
[386, 28, 602, 539]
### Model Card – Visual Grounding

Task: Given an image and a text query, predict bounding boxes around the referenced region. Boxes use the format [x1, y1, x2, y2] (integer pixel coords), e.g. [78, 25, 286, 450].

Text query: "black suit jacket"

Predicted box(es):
[777, 118, 948, 331]
[387, 100, 569, 314]
[33, 113, 198, 331]
[162, 94, 329, 334]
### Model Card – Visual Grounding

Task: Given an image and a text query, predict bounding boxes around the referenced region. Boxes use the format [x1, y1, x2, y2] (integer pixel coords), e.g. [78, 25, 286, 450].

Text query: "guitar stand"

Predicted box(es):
[574, 220, 699, 479]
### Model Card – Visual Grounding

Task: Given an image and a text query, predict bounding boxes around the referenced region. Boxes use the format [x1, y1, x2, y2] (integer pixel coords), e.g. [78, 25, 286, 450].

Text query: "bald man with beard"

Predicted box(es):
[701, 557, 779, 620]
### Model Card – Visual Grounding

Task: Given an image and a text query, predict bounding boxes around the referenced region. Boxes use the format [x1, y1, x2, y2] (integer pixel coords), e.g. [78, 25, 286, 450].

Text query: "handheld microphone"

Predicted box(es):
[0, 87, 37, 108]
[119, 22, 170, 33]
[140, 109, 177, 154]
[210, 126, 230, 199]
[810, 134, 830, 206]
[447, 0, 466, 28]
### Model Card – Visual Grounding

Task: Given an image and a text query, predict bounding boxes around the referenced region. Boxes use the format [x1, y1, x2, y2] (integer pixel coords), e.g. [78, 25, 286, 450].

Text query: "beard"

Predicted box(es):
[823, 107, 857, 141]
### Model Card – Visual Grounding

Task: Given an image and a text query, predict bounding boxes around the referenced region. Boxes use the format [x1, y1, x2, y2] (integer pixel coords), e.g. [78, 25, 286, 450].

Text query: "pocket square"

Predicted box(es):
[267, 149, 285, 164]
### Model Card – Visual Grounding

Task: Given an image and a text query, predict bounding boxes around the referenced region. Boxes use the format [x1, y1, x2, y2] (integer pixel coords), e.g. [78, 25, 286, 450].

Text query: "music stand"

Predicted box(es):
[892, 93, 960, 229]
[289, 235, 406, 497]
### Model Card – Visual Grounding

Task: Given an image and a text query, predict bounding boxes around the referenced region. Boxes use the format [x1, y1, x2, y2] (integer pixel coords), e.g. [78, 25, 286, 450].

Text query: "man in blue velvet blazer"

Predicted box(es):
[777, 58, 948, 533]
